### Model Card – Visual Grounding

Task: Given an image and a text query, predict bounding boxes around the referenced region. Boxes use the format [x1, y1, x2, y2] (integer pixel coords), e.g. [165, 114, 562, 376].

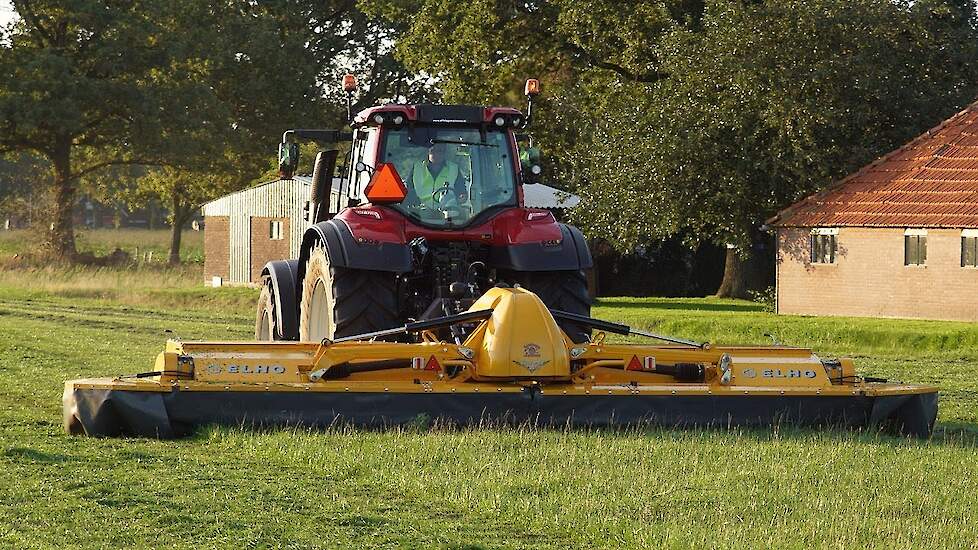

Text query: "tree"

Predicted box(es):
[0, 1, 212, 257]
[360, 0, 688, 103]
[128, 0, 325, 264]
[0, 0, 335, 261]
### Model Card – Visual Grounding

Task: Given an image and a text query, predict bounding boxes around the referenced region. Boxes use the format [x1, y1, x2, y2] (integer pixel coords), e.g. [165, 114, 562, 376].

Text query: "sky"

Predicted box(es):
[0, 1, 16, 28]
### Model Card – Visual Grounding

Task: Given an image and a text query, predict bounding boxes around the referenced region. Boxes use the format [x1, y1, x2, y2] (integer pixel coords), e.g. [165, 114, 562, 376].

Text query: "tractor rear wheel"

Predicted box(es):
[505, 270, 592, 343]
[254, 282, 277, 340]
[298, 245, 399, 341]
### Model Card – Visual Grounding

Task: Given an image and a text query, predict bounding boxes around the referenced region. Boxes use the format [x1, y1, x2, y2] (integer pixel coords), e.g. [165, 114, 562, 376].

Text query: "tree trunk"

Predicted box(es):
[50, 141, 77, 259]
[716, 246, 748, 298]
[168, 196, 190, 265]
[716, 233, 776, 299]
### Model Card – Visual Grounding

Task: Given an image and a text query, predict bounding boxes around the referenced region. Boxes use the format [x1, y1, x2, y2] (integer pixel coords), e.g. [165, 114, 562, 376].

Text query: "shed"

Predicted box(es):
[202, 176, 341, 286]
[768, 100, 978, 321]
[202, 177, 580, 285]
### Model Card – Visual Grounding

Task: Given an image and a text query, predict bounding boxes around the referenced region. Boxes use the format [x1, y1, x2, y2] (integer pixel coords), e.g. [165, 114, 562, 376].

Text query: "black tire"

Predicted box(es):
[255, 281, 277, 341]
[299, 245, 399, 341]
[504, 270, 592, 343]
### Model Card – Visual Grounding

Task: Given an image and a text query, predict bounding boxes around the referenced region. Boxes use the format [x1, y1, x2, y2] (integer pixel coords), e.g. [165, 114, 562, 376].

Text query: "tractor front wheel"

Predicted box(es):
[298, 245, 399, 341]
[254, 282, 277, 340]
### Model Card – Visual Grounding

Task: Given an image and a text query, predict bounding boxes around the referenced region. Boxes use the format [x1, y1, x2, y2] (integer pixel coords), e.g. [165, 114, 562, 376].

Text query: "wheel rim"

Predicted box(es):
[257, 310, 272, 340]
[308, 279, 331, 340]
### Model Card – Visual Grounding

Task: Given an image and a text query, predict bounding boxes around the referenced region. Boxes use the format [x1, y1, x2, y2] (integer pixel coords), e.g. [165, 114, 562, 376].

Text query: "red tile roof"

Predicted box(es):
[769, 101, 978, 228]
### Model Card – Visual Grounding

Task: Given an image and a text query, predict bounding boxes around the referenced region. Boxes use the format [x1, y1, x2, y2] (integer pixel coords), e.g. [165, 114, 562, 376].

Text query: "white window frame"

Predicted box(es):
[904, 229, 927, 266]
[962, 229, 978, 268]
[269, 220, 284, 240]
[810, 228, 838, 265]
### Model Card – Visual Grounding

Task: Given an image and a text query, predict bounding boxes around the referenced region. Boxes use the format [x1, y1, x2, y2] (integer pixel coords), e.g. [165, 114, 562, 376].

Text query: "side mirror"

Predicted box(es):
[355, 161, 374, 175]
[520, 146, 543, 184]
[278, 142, 299, 179]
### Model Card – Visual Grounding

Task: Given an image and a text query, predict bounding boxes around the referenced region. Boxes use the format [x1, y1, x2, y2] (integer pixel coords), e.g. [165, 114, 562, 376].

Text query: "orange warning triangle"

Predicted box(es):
[424, 355, 440, 371]
[364, 163, 407, 203]
[626, 355, 643, 371]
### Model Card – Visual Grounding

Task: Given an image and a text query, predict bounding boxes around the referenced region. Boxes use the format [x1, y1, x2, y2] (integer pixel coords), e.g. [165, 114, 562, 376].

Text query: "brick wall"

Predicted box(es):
[777, 227, 978, 321]
[204, 216, 230, 285]
[250, 217, 291, 282]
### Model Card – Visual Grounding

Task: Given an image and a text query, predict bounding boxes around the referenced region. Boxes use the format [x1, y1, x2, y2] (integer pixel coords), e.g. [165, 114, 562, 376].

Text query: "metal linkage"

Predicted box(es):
[549, 309, 707, 349]
[330, 309, 495, 344]
[327, 305, 705, 350]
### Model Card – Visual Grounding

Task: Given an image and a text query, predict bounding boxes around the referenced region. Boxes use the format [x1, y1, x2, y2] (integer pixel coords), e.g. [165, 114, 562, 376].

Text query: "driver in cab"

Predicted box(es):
[406, 143, 466, 210]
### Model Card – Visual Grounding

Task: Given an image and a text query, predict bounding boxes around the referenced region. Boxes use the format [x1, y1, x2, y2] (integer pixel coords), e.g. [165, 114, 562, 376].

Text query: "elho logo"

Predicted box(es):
[742, 368, 817, 379]
[207, 364, 286, 375]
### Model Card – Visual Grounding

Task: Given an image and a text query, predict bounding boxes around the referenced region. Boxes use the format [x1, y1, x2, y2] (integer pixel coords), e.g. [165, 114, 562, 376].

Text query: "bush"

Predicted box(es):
[748, 286, 776, 313]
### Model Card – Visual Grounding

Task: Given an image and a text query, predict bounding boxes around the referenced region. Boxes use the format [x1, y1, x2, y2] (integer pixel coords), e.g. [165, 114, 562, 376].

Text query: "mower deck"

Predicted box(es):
[63, 288, 938, 438]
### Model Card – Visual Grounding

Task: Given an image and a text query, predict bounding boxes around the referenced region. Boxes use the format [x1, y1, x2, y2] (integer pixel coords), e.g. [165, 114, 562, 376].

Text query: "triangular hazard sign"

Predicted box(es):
[364, 163, 407, 203]
[626, 355, 643, 371]
[424, 355, 440, 371]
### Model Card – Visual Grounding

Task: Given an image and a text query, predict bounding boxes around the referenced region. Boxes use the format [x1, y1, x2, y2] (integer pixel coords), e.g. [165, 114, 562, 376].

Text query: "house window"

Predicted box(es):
[269, 220, 284, 240]
[962, 230, 978, 267]
[810, 228, 838, 264]
[904, 229, 927, 266]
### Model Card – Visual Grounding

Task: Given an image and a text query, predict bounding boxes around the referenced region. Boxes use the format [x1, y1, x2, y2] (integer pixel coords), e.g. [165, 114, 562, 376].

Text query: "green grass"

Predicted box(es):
[2, 232, 978, 547]
[0, 228, 204, 263]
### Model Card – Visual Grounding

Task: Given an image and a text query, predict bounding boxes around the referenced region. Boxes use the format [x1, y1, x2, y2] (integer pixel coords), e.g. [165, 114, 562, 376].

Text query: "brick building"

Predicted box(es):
[202, 176, 341, 285]
[768, 101, 978, 321]
[203, 176, 580, 286]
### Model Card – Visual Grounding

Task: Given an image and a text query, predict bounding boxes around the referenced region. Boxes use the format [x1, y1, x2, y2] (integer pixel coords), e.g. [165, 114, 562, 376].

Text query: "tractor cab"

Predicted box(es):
[349, 104, 527, 228]
[365, 118, 517, 227]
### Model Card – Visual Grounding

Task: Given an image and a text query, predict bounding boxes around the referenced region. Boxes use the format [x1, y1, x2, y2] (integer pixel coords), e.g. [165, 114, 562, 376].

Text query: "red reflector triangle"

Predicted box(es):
[364, 163, 407, 203]
[424, 355, 440, 371]
[626, 355, 642, 371]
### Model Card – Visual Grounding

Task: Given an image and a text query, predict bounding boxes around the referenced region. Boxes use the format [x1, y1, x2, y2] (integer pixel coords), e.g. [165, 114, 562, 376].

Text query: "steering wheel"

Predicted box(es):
[431, 184, 466, 218]
[431, 185, 452, 203]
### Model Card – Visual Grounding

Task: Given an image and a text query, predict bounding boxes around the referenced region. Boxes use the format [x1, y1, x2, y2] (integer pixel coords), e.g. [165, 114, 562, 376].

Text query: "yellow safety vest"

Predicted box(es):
[413, 160, 459, 205]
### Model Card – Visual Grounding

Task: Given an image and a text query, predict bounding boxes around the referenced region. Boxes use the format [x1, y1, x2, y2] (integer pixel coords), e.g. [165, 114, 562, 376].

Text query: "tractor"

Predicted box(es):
[255, 77, 593, 344]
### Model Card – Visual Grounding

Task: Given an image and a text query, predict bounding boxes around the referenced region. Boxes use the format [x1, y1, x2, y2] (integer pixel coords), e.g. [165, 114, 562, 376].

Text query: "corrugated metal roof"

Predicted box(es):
[770, 100, 978, 228]
[201, 176, 342, 216]
[523, 183, 580, 209]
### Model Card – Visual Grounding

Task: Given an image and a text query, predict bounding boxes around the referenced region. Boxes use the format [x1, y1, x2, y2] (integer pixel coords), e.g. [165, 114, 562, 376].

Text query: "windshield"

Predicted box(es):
[377, 125, 517, 227]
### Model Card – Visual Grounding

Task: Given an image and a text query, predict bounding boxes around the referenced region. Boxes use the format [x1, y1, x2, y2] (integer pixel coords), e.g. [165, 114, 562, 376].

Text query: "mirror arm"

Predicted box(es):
[283, 129, 354, 144]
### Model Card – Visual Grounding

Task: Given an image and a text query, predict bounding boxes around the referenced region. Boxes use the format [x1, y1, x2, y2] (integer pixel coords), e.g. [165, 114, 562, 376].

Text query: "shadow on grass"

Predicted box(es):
[182, 417, 978, 448]
[596, 298, 764, 313]
[3, 447, 71, 463]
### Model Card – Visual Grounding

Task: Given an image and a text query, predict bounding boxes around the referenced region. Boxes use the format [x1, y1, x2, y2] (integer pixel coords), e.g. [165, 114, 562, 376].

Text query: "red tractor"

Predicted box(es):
[256, 77, 592, 344]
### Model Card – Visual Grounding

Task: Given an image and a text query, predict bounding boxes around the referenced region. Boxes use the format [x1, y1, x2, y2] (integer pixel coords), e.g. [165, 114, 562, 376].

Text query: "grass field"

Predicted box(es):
[1, 230, 978, 548]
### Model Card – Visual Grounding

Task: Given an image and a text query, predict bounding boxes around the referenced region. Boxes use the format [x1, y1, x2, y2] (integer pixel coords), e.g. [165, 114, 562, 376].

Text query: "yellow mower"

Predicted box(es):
[64, 287, 938, 438]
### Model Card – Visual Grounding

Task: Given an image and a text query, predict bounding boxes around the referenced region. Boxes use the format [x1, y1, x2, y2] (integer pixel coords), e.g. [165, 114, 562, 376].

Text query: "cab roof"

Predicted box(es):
[354, 104, 523, 126]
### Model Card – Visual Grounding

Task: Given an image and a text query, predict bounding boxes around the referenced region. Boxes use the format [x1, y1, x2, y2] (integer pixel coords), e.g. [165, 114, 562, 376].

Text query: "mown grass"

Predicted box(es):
[2, 232, 978, 547]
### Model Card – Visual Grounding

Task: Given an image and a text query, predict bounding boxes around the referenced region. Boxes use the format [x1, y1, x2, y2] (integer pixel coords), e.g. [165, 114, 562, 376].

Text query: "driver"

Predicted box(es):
[406, 143, 465, 209]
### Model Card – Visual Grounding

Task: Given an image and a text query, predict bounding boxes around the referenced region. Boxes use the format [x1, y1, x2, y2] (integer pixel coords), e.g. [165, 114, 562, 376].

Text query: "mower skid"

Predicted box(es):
[63, 381, 938, 438]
